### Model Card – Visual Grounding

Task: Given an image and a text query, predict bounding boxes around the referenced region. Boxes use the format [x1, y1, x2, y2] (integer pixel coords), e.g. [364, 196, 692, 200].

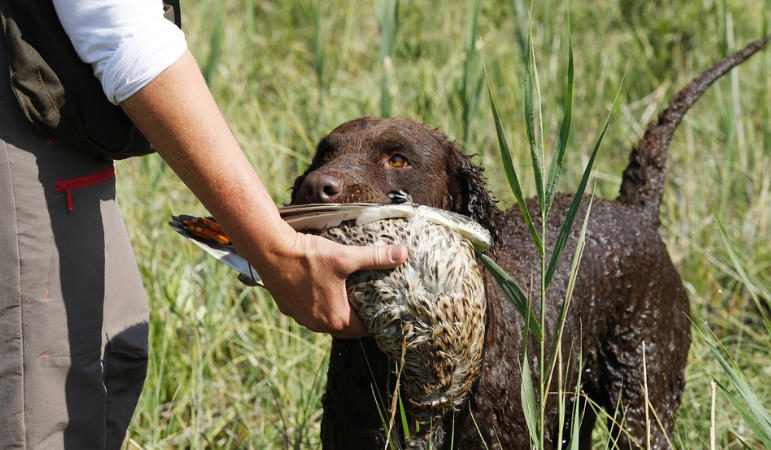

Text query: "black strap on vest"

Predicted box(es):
[0, 1, 181, 160]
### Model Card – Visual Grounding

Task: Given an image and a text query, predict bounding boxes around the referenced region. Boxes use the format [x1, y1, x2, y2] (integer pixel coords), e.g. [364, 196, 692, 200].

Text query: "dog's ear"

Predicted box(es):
[440, 136, 501, 243]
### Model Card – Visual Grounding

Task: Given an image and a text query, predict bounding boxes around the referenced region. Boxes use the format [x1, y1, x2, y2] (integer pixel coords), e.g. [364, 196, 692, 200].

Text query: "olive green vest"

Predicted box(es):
[0, 1, 181, 159]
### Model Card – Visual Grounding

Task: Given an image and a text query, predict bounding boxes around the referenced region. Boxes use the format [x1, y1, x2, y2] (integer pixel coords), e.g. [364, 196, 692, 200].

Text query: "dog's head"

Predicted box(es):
[291, 117, 500, 239]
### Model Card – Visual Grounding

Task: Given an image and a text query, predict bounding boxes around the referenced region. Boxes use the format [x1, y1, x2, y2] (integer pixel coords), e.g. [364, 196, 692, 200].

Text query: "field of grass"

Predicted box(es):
[119, 0, 770, 448]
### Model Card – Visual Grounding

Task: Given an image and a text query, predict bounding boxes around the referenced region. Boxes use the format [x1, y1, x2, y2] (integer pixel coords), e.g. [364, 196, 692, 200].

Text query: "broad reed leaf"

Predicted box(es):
[544, 76, 624, 288]
[545, 15, 574, 216]
[487, 83, 543, 254]
[523, 34, 545, 209]
[479, 253, 543, 339]
[546, 190, 593, 384]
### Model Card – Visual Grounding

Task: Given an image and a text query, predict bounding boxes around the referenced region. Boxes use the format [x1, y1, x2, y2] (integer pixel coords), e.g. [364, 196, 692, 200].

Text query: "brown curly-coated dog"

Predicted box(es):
[291, 37, 769, 449]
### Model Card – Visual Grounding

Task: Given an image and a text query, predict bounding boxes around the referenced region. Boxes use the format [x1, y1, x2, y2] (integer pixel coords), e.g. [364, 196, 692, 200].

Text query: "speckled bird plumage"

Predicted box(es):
[320, 215, 486, 424]
[170, 200, 490, 445]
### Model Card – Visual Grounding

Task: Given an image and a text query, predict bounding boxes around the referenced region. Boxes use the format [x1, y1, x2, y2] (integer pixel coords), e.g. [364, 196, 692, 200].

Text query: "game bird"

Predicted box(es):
[170, 191, 492, 448]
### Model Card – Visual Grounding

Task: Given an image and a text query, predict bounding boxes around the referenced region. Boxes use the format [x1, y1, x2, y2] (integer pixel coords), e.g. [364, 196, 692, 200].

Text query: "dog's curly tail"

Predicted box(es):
[617, 35, 770, 223]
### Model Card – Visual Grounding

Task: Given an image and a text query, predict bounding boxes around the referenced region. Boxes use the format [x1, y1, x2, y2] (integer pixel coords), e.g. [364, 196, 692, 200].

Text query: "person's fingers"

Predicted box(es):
[340, 244, 408, 273]
[262, 234, 405, 338]
[299, 283, 368, 338]
[330, 307, 369, 339]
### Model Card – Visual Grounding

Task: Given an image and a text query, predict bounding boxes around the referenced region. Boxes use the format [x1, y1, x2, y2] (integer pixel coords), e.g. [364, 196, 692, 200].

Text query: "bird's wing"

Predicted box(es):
[413, 205, 492, 252]
[281, 203, 492, 251]
[169, 203, 491, 285]
[280, 203, 412, 229]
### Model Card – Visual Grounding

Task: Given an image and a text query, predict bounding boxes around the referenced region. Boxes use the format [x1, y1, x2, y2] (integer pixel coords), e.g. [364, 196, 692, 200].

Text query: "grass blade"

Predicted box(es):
[202, 1, 224, 86]
[508, 0, 528, 63]
[479, 253, 543, 339]
[487, 83, 543, 254]
[698, 327, 771, 445]
[544, 75, 625, 288]
[567, 346, 584, 450]
[545, 12, 574, 216]
[371, 384, 398, 450]
[717, 383, 771, 447]
[314, 0, 325, 90]
[469, 409, 491, 450]
[716, 217, 771, 333]
[376, 0, 399, 118]
[398, 390, 411, 442]
[763, 6, 769, 157]
[521, 351, 540, 446]
[461, 0, 483, 144]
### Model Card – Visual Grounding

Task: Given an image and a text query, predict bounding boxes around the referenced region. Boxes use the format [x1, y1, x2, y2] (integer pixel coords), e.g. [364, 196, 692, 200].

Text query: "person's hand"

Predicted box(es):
[255, 230, 408, 338]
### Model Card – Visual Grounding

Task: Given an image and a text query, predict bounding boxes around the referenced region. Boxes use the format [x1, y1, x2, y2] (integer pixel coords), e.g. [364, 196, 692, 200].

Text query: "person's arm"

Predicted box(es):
[51, 0, 406, 336]
[120, 51, 407, 337]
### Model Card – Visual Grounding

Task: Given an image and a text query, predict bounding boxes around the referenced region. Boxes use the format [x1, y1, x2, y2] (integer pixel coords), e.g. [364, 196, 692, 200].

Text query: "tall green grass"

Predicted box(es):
[482, 8, 623, 446]
[119, 1, 770, 447]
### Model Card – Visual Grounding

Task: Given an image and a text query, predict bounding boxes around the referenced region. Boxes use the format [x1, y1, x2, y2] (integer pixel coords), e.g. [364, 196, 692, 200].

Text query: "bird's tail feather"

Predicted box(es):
[169, 215, 261, 285]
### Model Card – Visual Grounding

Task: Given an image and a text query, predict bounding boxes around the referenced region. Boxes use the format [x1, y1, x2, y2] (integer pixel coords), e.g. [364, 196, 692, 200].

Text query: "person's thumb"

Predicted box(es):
[343, 244, 408, 272]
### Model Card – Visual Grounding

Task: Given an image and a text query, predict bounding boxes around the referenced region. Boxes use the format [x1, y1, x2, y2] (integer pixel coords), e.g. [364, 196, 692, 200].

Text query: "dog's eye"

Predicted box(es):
[388, 154, 409, 168]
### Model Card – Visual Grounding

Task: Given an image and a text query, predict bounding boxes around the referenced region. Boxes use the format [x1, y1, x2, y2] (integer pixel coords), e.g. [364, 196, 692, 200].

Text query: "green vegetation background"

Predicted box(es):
[119, 0, 770, 447]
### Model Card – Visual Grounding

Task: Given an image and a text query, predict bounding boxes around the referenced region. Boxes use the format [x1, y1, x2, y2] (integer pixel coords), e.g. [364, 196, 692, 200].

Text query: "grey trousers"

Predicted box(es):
[0, 47, 149, 449]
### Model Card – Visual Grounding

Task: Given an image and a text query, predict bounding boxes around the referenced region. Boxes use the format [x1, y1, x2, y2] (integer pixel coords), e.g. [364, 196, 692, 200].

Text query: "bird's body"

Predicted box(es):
[320, 215, 486, 424]
[170, 201, 490, 446]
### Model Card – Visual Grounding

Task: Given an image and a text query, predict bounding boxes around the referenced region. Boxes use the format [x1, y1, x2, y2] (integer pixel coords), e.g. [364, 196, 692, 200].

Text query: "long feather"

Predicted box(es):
[170, 203, 492, 285]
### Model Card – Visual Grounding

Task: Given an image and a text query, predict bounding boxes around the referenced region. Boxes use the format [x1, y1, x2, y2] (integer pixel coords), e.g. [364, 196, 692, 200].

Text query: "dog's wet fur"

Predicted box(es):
[291, 37, 770, 449]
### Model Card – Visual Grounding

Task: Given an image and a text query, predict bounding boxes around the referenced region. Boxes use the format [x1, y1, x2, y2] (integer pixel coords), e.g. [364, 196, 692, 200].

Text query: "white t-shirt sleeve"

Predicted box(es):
[52, 0, 187, 105]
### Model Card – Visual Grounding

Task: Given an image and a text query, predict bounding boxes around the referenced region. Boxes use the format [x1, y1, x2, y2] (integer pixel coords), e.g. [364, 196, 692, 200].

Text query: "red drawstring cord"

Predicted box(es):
[55, 166, 115, 211]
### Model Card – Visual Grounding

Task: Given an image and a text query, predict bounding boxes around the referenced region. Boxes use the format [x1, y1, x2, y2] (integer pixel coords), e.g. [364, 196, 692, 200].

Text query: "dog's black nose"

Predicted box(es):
[298, 171, 345, 203]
